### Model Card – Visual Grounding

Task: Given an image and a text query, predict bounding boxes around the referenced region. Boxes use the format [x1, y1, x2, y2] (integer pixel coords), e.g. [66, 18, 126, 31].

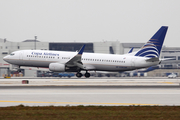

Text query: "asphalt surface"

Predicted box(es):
[0, 78, 180, 107]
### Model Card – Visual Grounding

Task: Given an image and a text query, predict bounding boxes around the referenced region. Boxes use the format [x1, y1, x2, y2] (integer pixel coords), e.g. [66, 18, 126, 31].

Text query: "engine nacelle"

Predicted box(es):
[49, 63, 65, 72]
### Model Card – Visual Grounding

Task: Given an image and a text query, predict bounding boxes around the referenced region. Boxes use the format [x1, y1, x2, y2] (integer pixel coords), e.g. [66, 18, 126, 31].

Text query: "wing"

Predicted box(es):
[65, 45, 86, 70]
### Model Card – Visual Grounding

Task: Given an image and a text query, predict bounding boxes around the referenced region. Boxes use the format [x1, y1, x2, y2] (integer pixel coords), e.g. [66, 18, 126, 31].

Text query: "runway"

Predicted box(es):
[0, 78, 180, 106]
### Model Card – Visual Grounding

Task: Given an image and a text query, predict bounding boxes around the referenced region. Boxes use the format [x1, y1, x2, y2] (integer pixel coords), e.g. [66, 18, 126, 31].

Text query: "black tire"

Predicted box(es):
[85, 72, 90, 78]
[18, 69, 21, 72]
[76, 73, 82, 78]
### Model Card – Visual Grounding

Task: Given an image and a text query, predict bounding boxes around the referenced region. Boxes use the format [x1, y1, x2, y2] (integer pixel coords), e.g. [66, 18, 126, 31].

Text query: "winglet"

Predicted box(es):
[78, 45, 86, 55]
[128, 47, 134, 53]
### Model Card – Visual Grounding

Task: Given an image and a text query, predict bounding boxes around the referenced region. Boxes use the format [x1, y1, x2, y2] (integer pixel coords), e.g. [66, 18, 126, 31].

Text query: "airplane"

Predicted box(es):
[3, 26, 168, 78]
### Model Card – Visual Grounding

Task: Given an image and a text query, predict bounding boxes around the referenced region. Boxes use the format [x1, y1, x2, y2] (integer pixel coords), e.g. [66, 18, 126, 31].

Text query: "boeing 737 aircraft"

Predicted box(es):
[3, 26, 168, 78]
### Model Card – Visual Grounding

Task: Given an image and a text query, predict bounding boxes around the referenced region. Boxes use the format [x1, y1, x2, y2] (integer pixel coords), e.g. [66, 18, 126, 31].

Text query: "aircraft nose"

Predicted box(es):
[3, 55, 9, 62]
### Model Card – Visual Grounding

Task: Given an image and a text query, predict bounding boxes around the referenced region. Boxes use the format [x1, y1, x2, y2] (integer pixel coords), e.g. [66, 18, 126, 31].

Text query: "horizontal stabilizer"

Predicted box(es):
[146, 57, 159, 62]
[160, 58, 175, 61]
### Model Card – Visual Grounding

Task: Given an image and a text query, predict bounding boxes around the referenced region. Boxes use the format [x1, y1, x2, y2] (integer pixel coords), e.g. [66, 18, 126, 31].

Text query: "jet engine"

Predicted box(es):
[49, 63, 65, 72]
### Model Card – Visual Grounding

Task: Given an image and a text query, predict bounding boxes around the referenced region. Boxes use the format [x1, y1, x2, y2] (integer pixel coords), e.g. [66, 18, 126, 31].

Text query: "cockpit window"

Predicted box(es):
[10, 53, 15, 56]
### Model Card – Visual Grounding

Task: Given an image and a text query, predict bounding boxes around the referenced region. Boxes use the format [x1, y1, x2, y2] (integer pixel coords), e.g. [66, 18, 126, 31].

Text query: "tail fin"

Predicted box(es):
[135, 26, 168, 58]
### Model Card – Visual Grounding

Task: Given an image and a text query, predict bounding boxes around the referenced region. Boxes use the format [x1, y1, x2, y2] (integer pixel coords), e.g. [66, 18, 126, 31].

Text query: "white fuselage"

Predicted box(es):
[3, 50, 159, 72]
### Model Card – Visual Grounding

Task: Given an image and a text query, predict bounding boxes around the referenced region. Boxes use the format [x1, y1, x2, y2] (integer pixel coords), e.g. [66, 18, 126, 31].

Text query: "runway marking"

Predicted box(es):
[53, 80, 86, 82]
[1, 93, 180, 95]
[0, 100, 160, 106]
[160, 82, 174, 84]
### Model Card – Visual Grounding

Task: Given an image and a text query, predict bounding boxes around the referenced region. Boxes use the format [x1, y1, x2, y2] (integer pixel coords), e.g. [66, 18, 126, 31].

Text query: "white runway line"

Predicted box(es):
[1, 93, 180, 95]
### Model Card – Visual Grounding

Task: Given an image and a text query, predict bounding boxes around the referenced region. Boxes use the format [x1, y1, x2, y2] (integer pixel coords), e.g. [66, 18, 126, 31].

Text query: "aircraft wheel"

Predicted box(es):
[76, 73, 82, 78]
[85, 72, 90, 78]
[17, 69, 21, 72]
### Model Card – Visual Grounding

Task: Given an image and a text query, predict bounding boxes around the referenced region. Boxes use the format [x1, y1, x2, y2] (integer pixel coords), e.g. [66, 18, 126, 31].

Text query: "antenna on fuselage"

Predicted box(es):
[34, 36, 37, 50]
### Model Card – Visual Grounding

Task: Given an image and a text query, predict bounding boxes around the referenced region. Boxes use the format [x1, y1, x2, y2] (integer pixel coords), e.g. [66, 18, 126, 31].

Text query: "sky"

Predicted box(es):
[0, 0, 180, 47]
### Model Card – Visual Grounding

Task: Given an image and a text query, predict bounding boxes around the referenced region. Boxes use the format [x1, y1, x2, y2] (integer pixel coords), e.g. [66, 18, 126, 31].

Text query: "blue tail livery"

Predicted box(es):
[135, 26, 168, 58]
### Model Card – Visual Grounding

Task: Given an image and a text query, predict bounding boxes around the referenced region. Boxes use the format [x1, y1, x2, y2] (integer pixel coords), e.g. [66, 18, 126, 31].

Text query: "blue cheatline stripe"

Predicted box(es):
[135, 26, 168, 58]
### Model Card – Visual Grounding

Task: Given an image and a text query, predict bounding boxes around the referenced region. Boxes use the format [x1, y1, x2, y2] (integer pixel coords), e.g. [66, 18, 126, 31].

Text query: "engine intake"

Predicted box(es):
[49, 63, 65, 72]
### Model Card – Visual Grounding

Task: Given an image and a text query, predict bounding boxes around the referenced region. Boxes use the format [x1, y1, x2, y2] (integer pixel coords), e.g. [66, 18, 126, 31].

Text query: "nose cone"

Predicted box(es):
[3, 55, 9, 62]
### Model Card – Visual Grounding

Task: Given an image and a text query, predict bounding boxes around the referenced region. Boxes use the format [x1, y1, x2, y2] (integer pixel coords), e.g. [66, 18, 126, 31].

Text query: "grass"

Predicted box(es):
[0, 105, 180, 120]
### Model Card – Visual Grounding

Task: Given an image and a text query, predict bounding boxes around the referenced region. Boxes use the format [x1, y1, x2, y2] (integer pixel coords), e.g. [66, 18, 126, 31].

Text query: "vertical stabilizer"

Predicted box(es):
[135, 26, 168, 58]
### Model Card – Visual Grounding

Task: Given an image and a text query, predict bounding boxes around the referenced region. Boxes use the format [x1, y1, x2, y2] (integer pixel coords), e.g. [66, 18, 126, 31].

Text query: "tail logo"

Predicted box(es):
[135, 39, 160, 58]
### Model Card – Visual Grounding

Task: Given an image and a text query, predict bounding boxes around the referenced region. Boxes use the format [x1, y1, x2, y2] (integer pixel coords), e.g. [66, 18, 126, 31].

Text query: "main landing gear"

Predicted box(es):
[84, 72, 90, 78]
[76, 72, 83, 78]
[76, 71, 90, 78]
